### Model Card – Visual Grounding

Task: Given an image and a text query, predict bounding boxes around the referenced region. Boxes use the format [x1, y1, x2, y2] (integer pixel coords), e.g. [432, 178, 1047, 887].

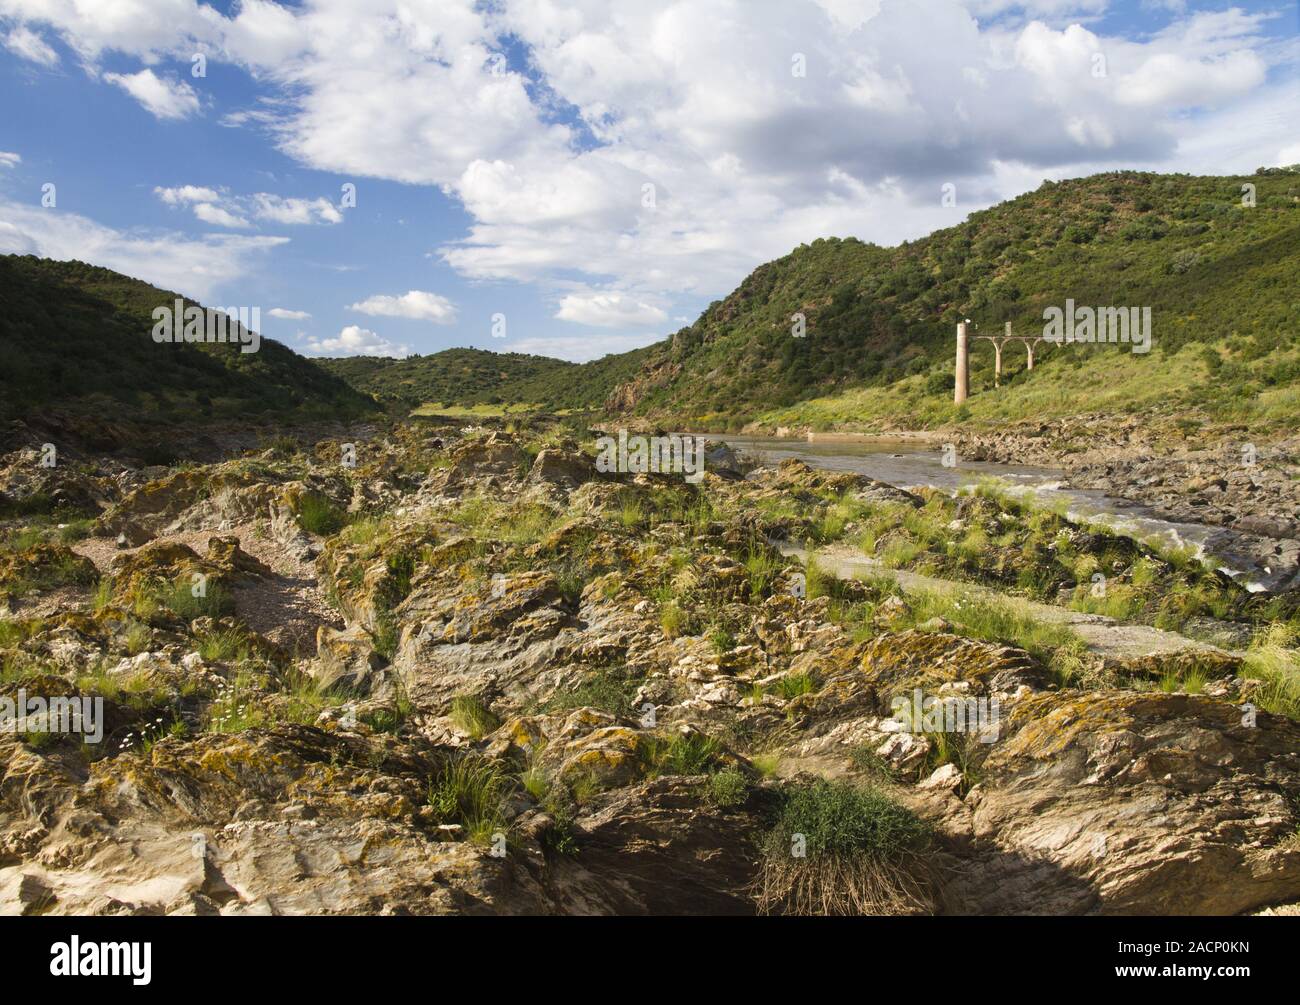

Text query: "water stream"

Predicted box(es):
[713, 434, 1281, 592]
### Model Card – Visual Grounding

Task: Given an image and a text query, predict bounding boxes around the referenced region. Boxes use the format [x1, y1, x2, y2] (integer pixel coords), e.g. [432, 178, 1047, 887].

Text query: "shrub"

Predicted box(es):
[708, 768, 749, 807]
[756, 779, 932, 915]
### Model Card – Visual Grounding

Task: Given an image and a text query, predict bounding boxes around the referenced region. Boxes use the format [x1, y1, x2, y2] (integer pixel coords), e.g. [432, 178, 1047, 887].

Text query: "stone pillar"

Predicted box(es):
[1026, 341, 1035, 370]
[955, 322, 969, 404]
[993, 339, 1003, 388]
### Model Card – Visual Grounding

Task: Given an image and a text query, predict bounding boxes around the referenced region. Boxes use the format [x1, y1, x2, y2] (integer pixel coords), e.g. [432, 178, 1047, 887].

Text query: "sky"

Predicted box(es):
[0, 0, 1296, 363]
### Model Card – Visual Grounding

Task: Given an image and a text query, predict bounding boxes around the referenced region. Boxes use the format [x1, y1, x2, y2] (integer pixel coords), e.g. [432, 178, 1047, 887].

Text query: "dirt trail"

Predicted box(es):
[73, 523, 341, 654]
[777, 540, 1240, 661]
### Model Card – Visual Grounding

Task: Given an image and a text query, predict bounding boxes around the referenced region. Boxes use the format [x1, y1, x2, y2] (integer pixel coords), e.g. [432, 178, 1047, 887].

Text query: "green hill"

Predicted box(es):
[604, 168, 1300, 433]
[0, 255, 376, 451]
[314, 344, 653, 413]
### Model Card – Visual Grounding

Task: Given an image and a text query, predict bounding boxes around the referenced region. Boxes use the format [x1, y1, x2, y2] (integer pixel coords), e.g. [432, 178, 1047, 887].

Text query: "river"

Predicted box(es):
[712, 434, 1284, 592]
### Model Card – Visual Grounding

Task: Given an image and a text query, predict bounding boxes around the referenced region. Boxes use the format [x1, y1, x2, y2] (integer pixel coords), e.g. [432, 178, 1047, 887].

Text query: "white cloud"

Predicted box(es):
[154, 185, 220, 205]
[0, 198, 286, 301]
[0, 151, 21, 169]
[192, 202, 251, 229]
[349, 290, 458, 324]
[4, 25, 58, 65]
[506, 332, 665, 362]
[154, 185, 341, 228]
[250, 193, 343, 225]
[5, 0, 1295, 322]
[103, 69, 201, 120]
[269, 307, 312, 320]
[554, 291, 667, 328]
[301, 325, 413, 358]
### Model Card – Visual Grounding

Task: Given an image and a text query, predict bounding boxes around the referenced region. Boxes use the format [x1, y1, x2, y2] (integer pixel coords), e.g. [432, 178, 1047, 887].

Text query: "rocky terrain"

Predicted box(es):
[949, 416, 1300, 592]
[2, 416, 1299, 915]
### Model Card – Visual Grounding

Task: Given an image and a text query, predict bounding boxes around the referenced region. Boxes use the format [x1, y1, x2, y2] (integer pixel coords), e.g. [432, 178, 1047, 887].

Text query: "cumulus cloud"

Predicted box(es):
[103, 69, 201, 120]
[0, 199, 286, 301]
[4, 0, 1294, 346]
[250, 193, 343, 225]
[153, 185, 342, 229]
[506, 332, 666, 362]
[301, 325, 413, 358]
[154, 185, 220, 205]
[554, 292, 668, 328]
[349, 291, 458, 324]
[192, 202, 250, 229]
[269, 307, 312, 320]
[4, 25, 58, 65]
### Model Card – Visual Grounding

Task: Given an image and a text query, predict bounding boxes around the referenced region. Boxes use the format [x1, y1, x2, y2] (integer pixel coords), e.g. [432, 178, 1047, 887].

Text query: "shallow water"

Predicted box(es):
[714, 434, 1279, 592]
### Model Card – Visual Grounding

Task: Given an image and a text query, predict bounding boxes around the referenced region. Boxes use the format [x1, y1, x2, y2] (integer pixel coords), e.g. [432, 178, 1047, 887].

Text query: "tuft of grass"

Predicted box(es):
[751, 752, 781, 778]
[427, 757, 510, 846]
[1241, 624, 1300, 720]
[707, 624, 736, 655]
[206, 672, 271, 733]
[153, 577, 232, 621]
[896, 588, 1085, 667]
[449, 693, 500, 739]
[123, 620, 152, 656]
[660, 601, 687, 638]
[744, 543, 783, 600]
[297, 493, 347, 536]
[756, 779, 933, 916]
[640, 732, 722, 777]
[619, 496, 645, 528]
[197, 627, 247, 663]
[541, 667, 639, 718]
[773, 672, 816, 700]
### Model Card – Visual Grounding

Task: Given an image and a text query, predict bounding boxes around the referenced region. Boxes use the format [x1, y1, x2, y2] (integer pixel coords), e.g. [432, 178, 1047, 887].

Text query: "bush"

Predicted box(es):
[708, 768, 749, 807]
[756, 779, 933, 915]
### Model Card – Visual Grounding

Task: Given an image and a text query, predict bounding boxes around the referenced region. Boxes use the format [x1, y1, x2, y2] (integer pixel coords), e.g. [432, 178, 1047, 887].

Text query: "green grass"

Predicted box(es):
[540, 667, 640, 718]
[743, 543, 783, 600]
[154, 577, 233, 621]
[708, 768, 749, 807]
[896, 587, 1086, 665]
[427, 757, 510, 846]
[756, 778, 933, 915]
[206, 672, 270, 733]
[1241, 625, 1300, 720]
[197, 627, 248, 662]
[640, 733, 723, 777]
[297, 493, 348, 536]
[772, 672, 817, 700]
[449, 693, 500, 739]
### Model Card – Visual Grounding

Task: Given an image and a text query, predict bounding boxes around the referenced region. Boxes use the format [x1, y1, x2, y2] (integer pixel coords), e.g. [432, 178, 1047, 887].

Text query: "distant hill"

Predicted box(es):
[314, 344, 653, 413]
[0, 255, 376, 452]
[602, 168, 1300, 431]
[314, 169, 1300, 434]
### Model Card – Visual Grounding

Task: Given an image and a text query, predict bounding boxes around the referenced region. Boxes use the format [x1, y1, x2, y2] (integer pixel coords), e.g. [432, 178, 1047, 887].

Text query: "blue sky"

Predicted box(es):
[0, 0, 1296, 362]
